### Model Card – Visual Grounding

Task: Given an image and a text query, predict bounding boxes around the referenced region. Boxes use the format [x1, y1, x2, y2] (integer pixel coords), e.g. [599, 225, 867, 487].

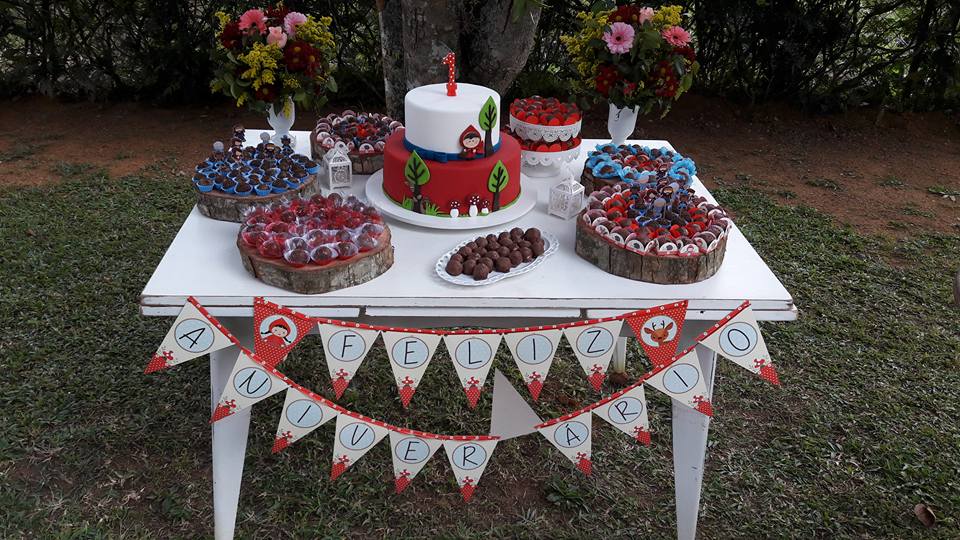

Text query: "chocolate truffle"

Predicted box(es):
[510, 227, 524, 239]
[446, 259, 463, 276]
[509, 250, 523, 266]
[498, 231, 511, 243]
[524, 228, 542, 242]
[450, 253, 463, 264]
[463, 259, 477, 275]
[473, 263, 490, 280]
[518, 240, 532, 249]
[479, 257, 494, 270]
[458, 246, 473, 258]
[467, 241, 478, 250]
[496, 246, 511, 257]
[475, 237, 488, 249]
[485, 234, 498, 244]
[500, 239, 515, 250]
[494, 257, 511, 273]
[531, 241, 545, 256]
[487, 240, 500, 251]
[520, 247, 534, 262]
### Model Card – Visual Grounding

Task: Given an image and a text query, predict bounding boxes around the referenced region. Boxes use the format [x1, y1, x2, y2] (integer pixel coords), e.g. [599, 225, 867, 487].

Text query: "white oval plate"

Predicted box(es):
[435, 230, 559, 286]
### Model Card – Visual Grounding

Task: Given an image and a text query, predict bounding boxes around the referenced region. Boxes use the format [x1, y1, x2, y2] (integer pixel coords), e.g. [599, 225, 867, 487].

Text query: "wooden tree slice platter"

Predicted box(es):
[309, 138, 384, 174]
[237, 227, 394, 294]
[575, 214, 727, 284]
[196, 175, 320, 223]
[580, 168, 621, 195]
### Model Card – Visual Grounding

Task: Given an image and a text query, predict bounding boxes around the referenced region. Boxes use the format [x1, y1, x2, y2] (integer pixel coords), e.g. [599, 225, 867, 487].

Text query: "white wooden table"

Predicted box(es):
[140, 132, 795, 539]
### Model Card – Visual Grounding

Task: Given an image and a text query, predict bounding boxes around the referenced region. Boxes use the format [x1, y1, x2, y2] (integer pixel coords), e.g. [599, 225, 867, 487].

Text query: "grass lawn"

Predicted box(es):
[0, 164, 958, 538]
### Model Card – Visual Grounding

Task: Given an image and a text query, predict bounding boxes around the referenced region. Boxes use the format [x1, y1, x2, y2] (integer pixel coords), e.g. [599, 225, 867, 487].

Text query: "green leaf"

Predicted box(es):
[478, 96, 498, 131]
[487, 160, 509, 193]
[404, 151, 430, 186]
[326, 77, 338, 93]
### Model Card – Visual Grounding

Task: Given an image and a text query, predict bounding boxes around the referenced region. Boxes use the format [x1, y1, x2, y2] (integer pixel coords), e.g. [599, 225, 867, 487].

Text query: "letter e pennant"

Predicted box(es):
[389, 431, 442, 494]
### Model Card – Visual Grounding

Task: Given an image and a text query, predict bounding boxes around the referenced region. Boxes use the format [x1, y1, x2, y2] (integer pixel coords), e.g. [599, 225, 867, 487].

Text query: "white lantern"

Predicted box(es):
[548, 166, 585, 219]
[323, 141, 353, 190]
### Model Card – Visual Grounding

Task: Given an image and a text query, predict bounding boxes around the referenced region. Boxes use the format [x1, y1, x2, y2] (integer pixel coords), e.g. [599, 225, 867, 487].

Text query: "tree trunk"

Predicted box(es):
[376, 0, 542, 120]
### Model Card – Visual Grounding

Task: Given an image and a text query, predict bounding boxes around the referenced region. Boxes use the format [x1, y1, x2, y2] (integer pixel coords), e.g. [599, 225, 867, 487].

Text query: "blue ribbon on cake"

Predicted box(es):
[403, 138, 501, 163]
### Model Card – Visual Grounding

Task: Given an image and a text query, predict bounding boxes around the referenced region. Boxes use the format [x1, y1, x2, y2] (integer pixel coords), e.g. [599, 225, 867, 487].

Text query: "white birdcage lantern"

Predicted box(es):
[549, 166, 585, 219]
[323, 141, 353, 189]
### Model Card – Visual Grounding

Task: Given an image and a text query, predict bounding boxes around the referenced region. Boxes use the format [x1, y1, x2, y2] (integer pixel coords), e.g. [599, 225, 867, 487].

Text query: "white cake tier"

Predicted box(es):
[404, 83, 501, 156]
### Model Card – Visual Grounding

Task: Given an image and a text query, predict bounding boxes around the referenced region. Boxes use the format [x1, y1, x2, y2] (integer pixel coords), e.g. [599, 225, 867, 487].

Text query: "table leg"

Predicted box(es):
[672, 322, 717, 540]
[610, 336, 628, 374]
[210, 318, 253, 540]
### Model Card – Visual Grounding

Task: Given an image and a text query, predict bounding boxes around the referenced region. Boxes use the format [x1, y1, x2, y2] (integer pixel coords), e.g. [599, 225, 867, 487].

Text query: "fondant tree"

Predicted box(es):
[478, 96, 498, 156]
[404, 151, 431, 213]
[487, 160, 509, 211]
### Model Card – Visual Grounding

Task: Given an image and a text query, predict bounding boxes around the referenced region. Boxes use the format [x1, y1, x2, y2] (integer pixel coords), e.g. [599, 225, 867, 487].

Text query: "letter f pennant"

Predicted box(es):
[318, 324, 380, 399]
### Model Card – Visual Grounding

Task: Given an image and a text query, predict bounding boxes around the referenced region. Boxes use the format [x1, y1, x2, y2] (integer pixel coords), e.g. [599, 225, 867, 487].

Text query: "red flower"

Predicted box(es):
[594, 65, 621, 98]
[265, 5, 290, 21]
[219, 21, 243, 50]
[284, 40, 318, 73]
[609, 5, 641, 24]
[674, 46, 696, 63]
[255, 84, 278, 102]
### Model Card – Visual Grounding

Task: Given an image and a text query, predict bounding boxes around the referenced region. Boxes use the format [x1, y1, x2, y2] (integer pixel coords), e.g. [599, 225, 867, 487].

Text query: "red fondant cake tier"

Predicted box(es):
[382, 130, 522, 215]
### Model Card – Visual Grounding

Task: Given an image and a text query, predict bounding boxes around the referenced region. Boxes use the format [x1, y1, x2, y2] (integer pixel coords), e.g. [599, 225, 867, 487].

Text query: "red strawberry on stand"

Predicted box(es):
[395, 469, 412, 494]
[398, 375, 416, 408]
[211, 399, 237, 422]
[460, 476, 476, 502]
[330, 455, 351, 481]
[692, 395, 714, 417]
[575, 452, 592, 476]
[464, 376, 482, 409]
[272, 430, 293, 453]
[632, 425, 652, 446]
[588, 364, 606, 392]
[145, 349, 175, 373]
[332, 368, 351, 399]
[754, 359, 781, 385]
[527, 371, 544, 401]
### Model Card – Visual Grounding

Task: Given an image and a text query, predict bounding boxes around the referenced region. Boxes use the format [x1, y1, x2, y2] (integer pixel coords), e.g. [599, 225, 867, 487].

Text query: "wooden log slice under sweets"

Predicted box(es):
[311, 111, 402, 174]
[197, 175, 320, 223]
[580, 168, 619, 195]
[237, 227, 394, 294]
[575, 213, 727, 284]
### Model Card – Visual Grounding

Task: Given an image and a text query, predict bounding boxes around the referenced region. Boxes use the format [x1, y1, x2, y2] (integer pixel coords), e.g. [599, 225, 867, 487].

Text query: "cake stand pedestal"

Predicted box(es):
[520, 145, 582, 178]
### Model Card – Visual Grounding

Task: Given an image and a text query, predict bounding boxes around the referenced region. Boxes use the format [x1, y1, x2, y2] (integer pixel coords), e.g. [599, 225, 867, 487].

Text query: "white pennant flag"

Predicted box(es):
[442, 333, 502, 409]
[388, 431, 443, 494]
[330, 414, 389, 481]
[444, 438, 498, 502]
[318, 324, 380, 399]
[537, 411, 593, 476]
[593, 385, 652, 446]
[211, 351, 289, 422]
[382, 331, 443, 408]
[562, 320, 624, 392]
[272, 388, 339, 453]
[644, 348, 713, 416]
[146, 298, 234, 373]
[698, 303, 780, 385]
[503, 329, 562, 401]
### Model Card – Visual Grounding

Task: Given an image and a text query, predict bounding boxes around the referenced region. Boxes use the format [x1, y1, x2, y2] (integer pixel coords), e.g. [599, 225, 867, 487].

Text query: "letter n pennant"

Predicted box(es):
[211, 351, 289, 422]
[272, 388, 339, 453]
[698, 301, 780, 385]
[644, 347, 713, 417]
[146, 297, 235, 373]
[536, 411, 593, 476]
[444, 438, 498, 502]
[593, 385, 652, 446]
[253, 297, 315, 368]
[388, 431, 443, 494]
[382, 331, 443, 408]
[503, 329, 562, 401]
[330, 414, 389, 481]
[318, 324, 380, 399]
[562, 320, 624, 392]
[625, 300, 688, 369]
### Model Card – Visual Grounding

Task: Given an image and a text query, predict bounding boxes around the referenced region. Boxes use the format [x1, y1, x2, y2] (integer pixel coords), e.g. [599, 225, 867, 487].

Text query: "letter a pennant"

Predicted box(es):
[537, 411, 593, 475]
[272, 388, 339, 453]
[562, 320, 623, 392]
[211, 351, 289, 422]
[318, 324, 380, 399]
[442, 333, 502, 409]
[388, 431, 443, 494]
[146, 297, 235, 373]
[503, 329, 562, 401]
[644, 348, 713, 416]
[698, 302, 780, 385]
[593, 385, 652, 446]
[253, 298, 315, 368]
[382, 331, 443, 408]
[625, 300, 688, 369]
[444, 438, 498, 502]
[330, 414, 389, 481]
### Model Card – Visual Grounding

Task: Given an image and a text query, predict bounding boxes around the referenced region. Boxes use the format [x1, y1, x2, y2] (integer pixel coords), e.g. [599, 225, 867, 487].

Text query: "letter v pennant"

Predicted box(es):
[625, 300, 688, 369]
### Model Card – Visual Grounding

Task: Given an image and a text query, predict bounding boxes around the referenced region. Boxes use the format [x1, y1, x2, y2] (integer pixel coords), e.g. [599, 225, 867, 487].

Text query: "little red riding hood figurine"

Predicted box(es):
[459, 125, 484, 160]
[263, 319, 292, 348]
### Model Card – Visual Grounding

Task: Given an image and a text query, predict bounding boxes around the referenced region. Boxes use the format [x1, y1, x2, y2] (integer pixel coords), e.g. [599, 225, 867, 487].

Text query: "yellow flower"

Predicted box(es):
[282, 75, 300, 90]
[561, 10, 611, 78]
[214, 11, 229, 32]
[652, 5, 682, 29]
[238, 42, 282, 90]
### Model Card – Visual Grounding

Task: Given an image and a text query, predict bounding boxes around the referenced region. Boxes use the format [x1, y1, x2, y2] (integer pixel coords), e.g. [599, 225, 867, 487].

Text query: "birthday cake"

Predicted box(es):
[381, 83, 522, 218]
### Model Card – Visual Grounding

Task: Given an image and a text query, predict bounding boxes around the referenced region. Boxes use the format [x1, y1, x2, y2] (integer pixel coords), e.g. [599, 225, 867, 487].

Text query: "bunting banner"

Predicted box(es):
[644, 347, 713, 416]
[211, 351, 289, 422]
[625, 301, 688, 369]
[272, 387, 339, 453]
[441, 333, 502, 408]
[253, 298, 316, 368]
[318, 324, 380, 398]
[330, 414, 390, 480]
[389, 430, 443, 493]
[537, 411, 593, 476]
[145, 297, 235, 373]
[503, 329, 562, 401]
[382, 331, 443, 408]
[444, 439, 498, 502]
[593, 385, 651, 446]
[697, 302, 780, 385]
[562, 320, 624, 392]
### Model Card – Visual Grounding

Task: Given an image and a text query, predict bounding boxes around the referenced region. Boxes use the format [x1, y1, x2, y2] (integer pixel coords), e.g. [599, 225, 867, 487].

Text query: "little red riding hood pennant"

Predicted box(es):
[442, 333, 502, 409]
[382, 331, 443, 408]
[211, 351, 289, 422]
[562, 320, 624, 392]
[443, 438, 498, 502]
[330, 414, 390, 481]
[626, 301, 688, 369]
[146, 297, 235, 373]
[318, 324, 380, 399]
[698, 301, 780, 385]
[537, 411, 594, 476]
[503, 329, 562, 401]
[644, 347, 713, 417]
[253, 298, 315, 368]
[388, 431, 443, 494]
[593, 385, 652, 446]
[272, 387, 339, 453]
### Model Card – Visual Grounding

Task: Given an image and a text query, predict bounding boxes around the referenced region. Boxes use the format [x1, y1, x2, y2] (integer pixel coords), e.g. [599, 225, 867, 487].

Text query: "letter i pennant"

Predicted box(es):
[272, 388, 339, 453]
[318, 324, 380, 399]
[211, 351, 289, 422]
[593, 385, 652, 446]
[698, 301, 780, 385]
[625, 300, 688, 369]
[503, 329, 562, 401]
[382, 331, 443, 408]
[562, 320, 624, 392]
[442, 333, 502, 408]
[146, 297, 235, 373]
[330, 414, 389, 481]
[388, 431, 442, 494]
[644, 347, 713, 416]
[253, 298, 315, 368]
[444, 438, 498, 502]
[536, 411, 593, 476]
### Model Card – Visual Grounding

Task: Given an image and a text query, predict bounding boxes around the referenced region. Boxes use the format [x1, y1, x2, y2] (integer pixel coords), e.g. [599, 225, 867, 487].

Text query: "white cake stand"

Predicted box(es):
[520, 145, 582, 178]
[365, 169, 538, 230]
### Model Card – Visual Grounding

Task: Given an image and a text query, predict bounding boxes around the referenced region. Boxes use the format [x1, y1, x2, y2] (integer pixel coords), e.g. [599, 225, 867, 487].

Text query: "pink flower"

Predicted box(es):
[267, 26, 287, 48]
[283, 12, 307, 37]
[638, 7, 654, 24]
[661, 26, 691, 47]
[603, 22, 635, 55]
[238, 9, 267, 35]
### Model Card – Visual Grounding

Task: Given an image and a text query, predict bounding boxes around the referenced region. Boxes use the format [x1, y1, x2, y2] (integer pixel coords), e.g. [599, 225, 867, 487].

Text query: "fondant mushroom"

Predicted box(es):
[466, 195, 481, 217]
[448, 200, 462, 218]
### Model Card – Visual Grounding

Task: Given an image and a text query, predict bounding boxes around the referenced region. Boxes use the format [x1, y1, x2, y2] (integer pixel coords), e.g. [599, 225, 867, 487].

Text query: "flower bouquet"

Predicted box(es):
[210, 5, 337, 141]
[562, 4, 698, 141]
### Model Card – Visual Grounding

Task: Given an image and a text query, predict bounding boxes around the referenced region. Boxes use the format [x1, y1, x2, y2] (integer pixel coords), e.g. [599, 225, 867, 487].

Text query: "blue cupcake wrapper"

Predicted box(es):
[196, 183, 215, 193]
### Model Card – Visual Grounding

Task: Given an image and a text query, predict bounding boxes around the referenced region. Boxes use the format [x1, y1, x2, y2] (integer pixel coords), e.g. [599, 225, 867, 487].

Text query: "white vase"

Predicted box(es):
[607, 103, 639, 146]
[267, 98, 296, 145]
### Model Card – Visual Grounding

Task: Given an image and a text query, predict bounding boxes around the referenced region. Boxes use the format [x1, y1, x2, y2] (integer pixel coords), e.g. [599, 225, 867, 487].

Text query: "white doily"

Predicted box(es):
[509, 116, 582, 143]
[520, 144, 582, 167]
